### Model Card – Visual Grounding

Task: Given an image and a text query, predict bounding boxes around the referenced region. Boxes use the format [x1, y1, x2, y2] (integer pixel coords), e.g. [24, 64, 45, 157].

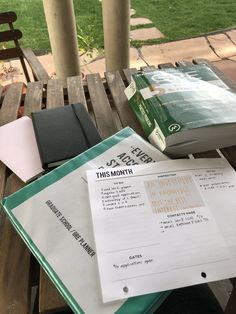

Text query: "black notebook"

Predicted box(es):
[31, 103, 102, 169]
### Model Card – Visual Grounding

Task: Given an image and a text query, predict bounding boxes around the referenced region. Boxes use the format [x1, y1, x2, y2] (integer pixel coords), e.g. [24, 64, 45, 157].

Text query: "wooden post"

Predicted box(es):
[102, 0, 130, 72]
[43, 0, 80, 83]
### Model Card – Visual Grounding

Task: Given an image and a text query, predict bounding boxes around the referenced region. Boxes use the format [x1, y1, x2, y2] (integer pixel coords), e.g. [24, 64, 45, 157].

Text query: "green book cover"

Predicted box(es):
[1, 127, 170, 314]
[125, 64, 236, 156]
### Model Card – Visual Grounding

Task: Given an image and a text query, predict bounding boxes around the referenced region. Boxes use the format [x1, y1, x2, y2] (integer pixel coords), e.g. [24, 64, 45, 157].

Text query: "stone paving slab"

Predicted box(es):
[0, 59, 34, 86]
[130, 27, 164, 41]
[213, 59, 236, 83]
[140, 37, 220, 66]
[207, 33, 236, 58]
[226, 29, 236, 45]
[81, 48, 147, 77]
[130, 18, 152, 26]
[0, 61, 15, 86]
[129, 47, 147, 68]
[79, 49, 103, 66]
[130, 8, 136, 16]
[38, 53, 55, 78]
[81, 58, 106, 77]
[2, 30, 236, 84]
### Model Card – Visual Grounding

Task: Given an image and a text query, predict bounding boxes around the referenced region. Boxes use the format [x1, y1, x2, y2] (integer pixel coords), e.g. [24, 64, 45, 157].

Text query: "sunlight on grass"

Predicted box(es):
[0, 0, 236, 52]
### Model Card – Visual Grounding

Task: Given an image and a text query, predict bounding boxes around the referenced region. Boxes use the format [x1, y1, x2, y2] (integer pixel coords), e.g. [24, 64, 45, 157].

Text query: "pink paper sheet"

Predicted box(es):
[0, 116, 44, 182]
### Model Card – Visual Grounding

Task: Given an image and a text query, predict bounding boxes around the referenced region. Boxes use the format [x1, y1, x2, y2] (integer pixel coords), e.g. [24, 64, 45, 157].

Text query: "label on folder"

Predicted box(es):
[1, 128, 170, 314]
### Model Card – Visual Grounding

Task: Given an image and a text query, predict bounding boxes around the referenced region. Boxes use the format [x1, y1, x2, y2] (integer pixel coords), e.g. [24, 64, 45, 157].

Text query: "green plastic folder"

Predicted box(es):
[1, 127, 171, 314]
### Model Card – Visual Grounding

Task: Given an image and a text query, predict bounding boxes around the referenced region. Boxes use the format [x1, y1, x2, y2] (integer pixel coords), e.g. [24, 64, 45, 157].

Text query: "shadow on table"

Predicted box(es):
[155, 284, 223, 314]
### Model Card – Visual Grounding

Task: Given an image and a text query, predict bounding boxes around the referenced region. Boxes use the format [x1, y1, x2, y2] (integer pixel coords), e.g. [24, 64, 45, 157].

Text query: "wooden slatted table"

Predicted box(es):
[0, 59, 236, 314]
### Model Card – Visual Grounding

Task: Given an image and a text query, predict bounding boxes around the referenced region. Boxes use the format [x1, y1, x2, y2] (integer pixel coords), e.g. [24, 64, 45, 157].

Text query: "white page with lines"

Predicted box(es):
[87, 158, 236, 303]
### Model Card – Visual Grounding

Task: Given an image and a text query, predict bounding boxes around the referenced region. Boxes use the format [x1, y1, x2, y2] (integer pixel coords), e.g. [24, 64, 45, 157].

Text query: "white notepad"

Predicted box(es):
[0, 116, 44, 182]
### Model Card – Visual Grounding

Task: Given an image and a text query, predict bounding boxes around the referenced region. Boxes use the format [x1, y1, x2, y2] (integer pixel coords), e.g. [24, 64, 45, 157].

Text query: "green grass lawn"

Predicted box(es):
[0, 0, 236, 53]
[0, 0, 103, 53]
[131, 0, 236, 46]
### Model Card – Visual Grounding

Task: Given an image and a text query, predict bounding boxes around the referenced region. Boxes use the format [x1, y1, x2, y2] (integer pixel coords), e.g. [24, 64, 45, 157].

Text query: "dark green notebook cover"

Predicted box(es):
[32, 103, 101, 169]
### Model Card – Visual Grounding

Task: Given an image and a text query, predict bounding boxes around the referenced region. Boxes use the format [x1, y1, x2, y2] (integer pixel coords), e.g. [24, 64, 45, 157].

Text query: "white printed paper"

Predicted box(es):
[87, 158, 236, 302]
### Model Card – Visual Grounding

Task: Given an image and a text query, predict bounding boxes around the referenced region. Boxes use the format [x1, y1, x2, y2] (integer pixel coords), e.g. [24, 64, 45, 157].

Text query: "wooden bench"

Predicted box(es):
[0, 59, 236, 313]
[0, 11, 50, 84]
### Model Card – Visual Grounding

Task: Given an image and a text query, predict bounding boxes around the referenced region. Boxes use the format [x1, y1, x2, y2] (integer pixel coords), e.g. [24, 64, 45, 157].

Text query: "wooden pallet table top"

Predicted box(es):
[0, 59, 236, 314]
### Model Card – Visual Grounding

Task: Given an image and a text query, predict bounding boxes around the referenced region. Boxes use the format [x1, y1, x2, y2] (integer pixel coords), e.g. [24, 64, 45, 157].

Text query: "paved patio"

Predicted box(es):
[1, 27, 236, 86]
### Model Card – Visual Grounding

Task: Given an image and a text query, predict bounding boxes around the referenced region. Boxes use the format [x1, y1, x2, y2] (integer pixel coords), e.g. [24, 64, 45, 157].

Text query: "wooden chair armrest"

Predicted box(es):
[21, 48, 50, 83]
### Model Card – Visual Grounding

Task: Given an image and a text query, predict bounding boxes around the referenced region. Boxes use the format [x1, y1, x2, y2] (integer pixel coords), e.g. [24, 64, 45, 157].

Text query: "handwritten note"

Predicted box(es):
[87, 158, 236, 302]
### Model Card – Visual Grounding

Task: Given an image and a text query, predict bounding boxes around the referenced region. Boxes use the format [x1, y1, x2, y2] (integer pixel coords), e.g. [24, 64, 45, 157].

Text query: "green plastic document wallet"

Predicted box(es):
[1, 127, 171, 314]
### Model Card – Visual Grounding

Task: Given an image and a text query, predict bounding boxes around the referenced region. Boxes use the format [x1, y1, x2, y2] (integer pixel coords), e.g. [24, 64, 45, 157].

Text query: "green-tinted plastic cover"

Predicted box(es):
[1, 127, 171, 314]
[127, 64, 236, 141]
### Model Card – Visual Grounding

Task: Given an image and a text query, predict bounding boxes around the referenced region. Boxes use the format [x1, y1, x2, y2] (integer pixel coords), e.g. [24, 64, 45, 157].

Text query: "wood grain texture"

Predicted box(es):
[38, 78, 68, 313]
[225, 282, 236, 314]
[22, 48, 50, 83]
[0, 84, 3, 99]
[105, 70, 145, 137]
[67, 76, 87, 110]
[24, 81, 43, 116]
[122, 68, 137, 84]
[0, 161, 6, 198]
[0, 82, 22, 230]
[0, 82, 23, 125]
[39, 269, 68, 314]
[157, 63, 175, 69]
[0, 174, 31, 314]
[175, 60, 193, 67]
[140, 66, 156, 71]
[86, 73, 117, 139]
[46, 79, 64, 109]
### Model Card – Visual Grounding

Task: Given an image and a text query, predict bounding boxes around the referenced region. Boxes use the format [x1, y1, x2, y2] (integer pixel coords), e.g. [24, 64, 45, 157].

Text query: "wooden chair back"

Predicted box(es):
[0, 11, 50, 84]
[0, 11, 31, 82]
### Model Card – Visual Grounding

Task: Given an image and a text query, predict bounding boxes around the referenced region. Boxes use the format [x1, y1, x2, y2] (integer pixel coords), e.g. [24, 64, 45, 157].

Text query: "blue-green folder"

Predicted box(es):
[1, 127, 171, 314]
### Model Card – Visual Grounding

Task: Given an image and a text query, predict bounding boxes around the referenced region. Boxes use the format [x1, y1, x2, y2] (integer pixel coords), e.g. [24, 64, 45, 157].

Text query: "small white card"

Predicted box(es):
[87, 158, 236, 303]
